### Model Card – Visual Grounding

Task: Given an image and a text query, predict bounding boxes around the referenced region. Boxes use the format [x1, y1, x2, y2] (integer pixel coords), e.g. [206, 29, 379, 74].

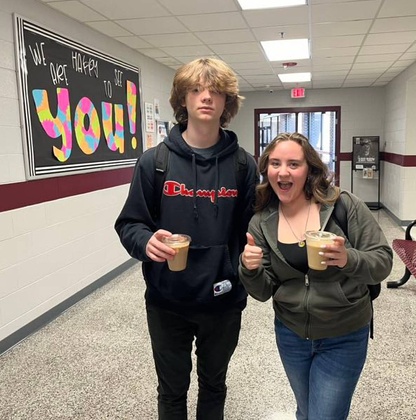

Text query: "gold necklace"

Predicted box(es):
[280, 200, 311, 247]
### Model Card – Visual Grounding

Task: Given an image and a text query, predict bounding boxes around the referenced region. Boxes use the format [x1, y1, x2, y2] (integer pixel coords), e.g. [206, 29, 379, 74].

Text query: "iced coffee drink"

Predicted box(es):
[162, 234, 191, 271]
[305, 231, 336, 270]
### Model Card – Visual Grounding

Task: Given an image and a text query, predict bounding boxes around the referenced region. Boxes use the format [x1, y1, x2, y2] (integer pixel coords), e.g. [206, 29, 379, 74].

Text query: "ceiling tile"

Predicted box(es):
[141, 33, 203, 48]
[242, 7, 309, 27]
[218, 52, 267, 63]
[252, 25, 310, 41]
[86, 21, 132, 37]
[195, 29, 255, 44]
[153, 57, 183, 66]
[160, 45, 214, 56]
[114, 36, 153, 49]
[378, 0, 416, 18]
[138, 48, 172, 58]
[231, 61, 273, 70]
[312, 0, 381, 23]
[355, 53, 401, 63]
[365, 31, 416, 45]
[371, 17, 416, 33]
[360, 44, 410, 55]
[177, 12, 247, 32]
[352, 62, 391, 71]
[82, 0, 170, 20]
[116, 17, 188, 35]
[237, 68, 275, 76]
[313, 70, 349, 79]
[313, 21, 372, 37]
[342, 81, 376, 87]
[313, 64, 353, 71]
[158, 0, 238, 15]
[401, 51, 416, 60]
[47, 1, 105, 22]
[313, 35, 365, 49]
[313, 47, 360, 58]
[312, 0, 379, 3]
[312, 81, 343, 88]
[210, 43, 262, 55]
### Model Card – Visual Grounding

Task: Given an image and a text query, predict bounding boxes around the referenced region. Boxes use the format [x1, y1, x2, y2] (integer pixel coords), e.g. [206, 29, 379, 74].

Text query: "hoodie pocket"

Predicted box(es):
[160, 244, 236, 303]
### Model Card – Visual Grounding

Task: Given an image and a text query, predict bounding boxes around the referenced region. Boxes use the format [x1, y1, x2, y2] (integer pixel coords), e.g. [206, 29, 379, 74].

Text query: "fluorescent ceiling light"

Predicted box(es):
[238, 0, 307, 10]
[278, 72, 311, 83]
[262, 39, 310, 61]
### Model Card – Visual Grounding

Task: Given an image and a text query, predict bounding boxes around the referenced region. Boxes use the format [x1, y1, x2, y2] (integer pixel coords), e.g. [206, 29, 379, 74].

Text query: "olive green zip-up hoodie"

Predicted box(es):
[238, 191, 393, 340]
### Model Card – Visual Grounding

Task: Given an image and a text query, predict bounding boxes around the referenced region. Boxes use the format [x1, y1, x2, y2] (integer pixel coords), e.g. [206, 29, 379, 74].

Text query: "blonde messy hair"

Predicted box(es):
[169, 57, 244, 127]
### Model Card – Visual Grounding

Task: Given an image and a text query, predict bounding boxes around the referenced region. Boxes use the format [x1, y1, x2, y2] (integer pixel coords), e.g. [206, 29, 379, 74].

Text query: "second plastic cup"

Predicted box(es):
[162, 234, 191, 271]
[305, 230, 336, 270]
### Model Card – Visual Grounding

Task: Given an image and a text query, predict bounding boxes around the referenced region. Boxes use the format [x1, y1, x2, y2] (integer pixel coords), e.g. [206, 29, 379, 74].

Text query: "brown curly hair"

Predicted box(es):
[255, 132, 340, 212]
[169, 58, 244, 127]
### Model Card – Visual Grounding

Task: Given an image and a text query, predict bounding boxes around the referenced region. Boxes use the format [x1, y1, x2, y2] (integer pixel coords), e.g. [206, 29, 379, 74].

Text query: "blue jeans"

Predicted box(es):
[274, 318, 370, 420]
[146, 303, 242, 420]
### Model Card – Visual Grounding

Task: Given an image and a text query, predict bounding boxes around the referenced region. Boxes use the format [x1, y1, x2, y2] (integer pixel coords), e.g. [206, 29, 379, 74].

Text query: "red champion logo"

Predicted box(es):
[163, 181, 238, 203]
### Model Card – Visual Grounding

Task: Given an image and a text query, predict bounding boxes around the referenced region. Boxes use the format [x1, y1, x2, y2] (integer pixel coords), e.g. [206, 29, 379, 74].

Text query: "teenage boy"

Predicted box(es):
[115, 58, 258, 420]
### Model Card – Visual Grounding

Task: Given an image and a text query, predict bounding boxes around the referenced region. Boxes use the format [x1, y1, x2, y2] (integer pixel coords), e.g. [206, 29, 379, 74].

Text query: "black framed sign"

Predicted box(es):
[15, 16, 143, 179]
[352, 136, 379, 171]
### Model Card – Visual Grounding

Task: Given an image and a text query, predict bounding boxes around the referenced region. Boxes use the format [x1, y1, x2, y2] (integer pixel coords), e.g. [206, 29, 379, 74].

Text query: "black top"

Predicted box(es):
[278, 241, 308, 274]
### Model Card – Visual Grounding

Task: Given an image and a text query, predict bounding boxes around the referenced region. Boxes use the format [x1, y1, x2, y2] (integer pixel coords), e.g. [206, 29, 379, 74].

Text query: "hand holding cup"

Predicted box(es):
[305, 231, 336, 270]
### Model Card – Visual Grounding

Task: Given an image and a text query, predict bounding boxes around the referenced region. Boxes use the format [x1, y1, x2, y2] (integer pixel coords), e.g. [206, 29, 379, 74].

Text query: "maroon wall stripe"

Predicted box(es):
[382, 152, 416, 167]
[1, 152, 415, 213]
[0, 167, 134, 213]
[339, 152, 416, 166]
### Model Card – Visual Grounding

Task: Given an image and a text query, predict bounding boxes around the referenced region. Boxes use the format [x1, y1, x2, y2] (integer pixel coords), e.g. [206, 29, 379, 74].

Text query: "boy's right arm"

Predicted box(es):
[114, 150, 158, 262]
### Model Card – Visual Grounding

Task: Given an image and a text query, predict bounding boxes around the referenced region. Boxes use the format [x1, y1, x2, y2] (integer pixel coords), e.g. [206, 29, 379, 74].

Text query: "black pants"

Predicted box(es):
[146, 303, 242, 420]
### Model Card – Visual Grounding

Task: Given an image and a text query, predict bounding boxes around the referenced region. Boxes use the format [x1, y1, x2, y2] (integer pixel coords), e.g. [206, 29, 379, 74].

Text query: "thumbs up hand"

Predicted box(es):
[242, 232, 263, 270]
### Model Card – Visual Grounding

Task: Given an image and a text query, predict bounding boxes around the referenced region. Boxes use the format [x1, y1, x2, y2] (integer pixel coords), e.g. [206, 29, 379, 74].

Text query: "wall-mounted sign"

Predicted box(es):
[352, 136, 379, 171]
[291, 87, 305, 98]
[15, 16, 143, 179]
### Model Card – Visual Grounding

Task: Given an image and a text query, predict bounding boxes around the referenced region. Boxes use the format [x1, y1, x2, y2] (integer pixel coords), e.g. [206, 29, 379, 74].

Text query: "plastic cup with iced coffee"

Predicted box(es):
[305, 230, 336, 270]
[162, 234, 191, 271]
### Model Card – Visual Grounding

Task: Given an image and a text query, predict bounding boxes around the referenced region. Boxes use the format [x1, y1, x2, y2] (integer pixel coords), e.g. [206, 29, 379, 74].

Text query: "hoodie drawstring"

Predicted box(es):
[192, 154, 199, 220]
[213, 156, 219, 217]
[191, 153, 220, 219]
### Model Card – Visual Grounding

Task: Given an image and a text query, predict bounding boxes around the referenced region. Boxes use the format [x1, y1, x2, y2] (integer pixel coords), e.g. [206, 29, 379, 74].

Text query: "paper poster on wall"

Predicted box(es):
[14, 16, 143, 179]
[145, 102, 155, 132]
[352, 136, 379, 171]
[157, 121, 168, 144]
[154, 99, 160, 121]
[146, 132, 155, 149]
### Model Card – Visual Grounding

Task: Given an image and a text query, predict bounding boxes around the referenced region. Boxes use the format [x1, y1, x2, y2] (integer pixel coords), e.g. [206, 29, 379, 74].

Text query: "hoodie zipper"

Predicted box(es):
[304, 273, 310, 339]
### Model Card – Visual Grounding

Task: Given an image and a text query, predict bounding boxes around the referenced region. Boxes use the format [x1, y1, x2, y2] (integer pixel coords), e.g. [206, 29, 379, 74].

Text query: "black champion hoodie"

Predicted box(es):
[115, 124, 258, 313]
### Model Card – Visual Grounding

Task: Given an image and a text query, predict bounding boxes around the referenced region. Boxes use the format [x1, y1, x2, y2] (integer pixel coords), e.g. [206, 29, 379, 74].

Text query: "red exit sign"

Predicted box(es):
[291, 87, 305, 98]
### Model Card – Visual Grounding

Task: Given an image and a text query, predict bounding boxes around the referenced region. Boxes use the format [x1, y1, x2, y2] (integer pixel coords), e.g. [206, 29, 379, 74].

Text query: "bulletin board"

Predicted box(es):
[14, 16, 143, 179]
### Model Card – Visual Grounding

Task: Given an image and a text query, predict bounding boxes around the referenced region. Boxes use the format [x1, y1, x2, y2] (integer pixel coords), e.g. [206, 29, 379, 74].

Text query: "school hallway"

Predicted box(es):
[0, 209, 415, 420]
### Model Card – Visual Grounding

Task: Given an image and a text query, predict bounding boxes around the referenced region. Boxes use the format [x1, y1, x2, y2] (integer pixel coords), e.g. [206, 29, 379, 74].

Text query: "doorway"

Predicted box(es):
[255, 106, 341, 184]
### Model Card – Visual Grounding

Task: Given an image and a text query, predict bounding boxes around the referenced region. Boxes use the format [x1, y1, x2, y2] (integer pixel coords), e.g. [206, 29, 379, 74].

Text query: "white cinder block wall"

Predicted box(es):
[1, 0, 416, 351]
[383, 61, 416, 222]
[0, 0, 174, 345]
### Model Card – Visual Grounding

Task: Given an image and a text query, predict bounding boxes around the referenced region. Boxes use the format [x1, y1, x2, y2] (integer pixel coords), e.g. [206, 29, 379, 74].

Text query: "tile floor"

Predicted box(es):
[0, 210, 415, 419]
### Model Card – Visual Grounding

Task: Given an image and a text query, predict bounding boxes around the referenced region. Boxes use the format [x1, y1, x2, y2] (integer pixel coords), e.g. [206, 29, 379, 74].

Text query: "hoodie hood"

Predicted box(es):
[164, 123, 239, 160]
